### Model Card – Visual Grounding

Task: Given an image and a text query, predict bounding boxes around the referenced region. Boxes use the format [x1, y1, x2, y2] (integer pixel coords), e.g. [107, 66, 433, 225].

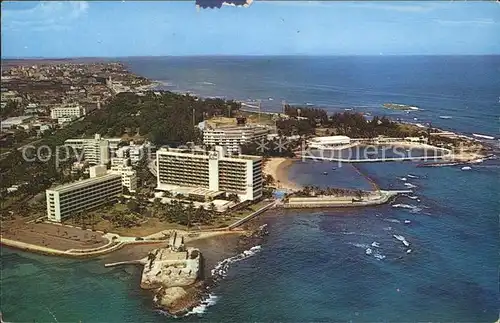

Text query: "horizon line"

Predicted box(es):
[2, 54, 500, 61]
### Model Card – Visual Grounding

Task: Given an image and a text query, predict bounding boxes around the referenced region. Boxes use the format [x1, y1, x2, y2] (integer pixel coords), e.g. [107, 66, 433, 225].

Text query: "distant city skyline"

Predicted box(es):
[1, 1, 499, 58]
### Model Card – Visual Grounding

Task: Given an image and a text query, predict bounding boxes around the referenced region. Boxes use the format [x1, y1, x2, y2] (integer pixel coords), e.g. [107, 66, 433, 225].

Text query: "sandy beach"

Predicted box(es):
[263, 157, 302, 191]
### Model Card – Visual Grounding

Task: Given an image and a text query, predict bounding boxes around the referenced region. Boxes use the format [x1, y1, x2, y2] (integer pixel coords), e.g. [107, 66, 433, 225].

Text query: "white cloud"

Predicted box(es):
[222, 0, 254, 7]
[435, 18, 496, 26]
[2, 1, 89, 32]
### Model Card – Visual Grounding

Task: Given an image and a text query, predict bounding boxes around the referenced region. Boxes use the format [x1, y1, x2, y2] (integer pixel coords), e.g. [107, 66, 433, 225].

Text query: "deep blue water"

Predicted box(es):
[124, 55, 499, 137]
[1, 56, 499, 322]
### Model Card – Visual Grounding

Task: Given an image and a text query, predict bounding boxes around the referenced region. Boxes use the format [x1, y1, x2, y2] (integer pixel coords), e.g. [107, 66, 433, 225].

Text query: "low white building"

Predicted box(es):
[110, 158, 138, 193]
[0, 116, 33, 132]
[57, 116, 75, 125]
[307, 136, 351, 149]
[50, 104, 86, 120]
[405, 136, 428, 144]
[111, 141, 150, 165]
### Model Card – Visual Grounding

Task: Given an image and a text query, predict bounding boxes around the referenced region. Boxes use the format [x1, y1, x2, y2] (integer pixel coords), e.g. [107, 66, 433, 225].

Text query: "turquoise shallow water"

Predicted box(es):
[2, 159, 498, 322]
[1, 56, 499, 322]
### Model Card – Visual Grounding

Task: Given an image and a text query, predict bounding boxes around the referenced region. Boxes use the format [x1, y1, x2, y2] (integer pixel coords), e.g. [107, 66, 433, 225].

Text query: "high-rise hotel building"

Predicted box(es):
[203, 125, 269, 153]
[46, 165, 122, 222]
[65, 134, 122, 165]
[156, 146, 263, 201]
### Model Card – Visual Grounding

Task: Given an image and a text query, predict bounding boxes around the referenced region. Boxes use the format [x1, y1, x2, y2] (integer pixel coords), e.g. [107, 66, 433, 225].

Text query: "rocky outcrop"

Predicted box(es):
[237, 224, 269, 250]
[140, 245, 202, 315]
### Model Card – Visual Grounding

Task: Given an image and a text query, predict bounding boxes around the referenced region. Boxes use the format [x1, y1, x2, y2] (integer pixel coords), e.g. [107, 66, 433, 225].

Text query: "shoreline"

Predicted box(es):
[263, 157, 302, 191]
[0, 229, 243, 260]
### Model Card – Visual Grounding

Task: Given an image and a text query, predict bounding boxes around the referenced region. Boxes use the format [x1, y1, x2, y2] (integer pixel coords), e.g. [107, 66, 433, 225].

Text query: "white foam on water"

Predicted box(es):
[393, 234, 411, 247]
[407, 174, 419, 179]
[392, 203, 422, 213]
[384, 218, 401, 224]
[184, 294, 219, 316]
[373, 252, 386, 260]
[371, 241, 381, 248]
[406, 195, 419, 200]
[348, 242, 370, 249]
[365, 248, 373, 255]
[399, 177, 407, 181]
[180, 245, 262, 317]
[392, 203, 417, 209]
[210, 245, 262, 279]
[404, 183, 417, 188]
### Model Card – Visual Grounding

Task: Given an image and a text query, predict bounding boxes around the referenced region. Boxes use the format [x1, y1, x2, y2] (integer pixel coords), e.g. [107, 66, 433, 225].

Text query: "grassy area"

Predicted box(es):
[396, 123, 426, 136]
[243, 111, 275, 126]
[93, 217, 187, 237]
[63, 199, 274, 236]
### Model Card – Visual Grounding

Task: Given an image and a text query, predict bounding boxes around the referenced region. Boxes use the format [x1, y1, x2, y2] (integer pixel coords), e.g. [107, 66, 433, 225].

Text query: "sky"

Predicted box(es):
[1, 1, 499, 58]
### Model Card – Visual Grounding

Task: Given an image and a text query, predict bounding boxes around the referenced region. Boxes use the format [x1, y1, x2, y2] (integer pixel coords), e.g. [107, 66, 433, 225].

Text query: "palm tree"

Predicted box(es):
[186, 202, 195, 231]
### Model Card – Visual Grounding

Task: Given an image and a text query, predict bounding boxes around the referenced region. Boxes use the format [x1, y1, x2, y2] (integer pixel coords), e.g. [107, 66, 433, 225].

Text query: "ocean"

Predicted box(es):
[1, 56, 499, 322]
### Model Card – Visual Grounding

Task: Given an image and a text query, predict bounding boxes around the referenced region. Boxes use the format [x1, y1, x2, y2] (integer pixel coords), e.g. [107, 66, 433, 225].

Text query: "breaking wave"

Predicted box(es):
[392, 203, 422, 213]
[184, 294, 219, 316]
[393, 234, 410, 247]
[211, 245, 262, 282]
[348, 242, 370, 249]
[180, 245, 262, 317]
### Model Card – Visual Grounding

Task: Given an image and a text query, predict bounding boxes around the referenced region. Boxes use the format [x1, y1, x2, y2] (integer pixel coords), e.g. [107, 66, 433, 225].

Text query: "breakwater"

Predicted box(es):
[283, 190, 410, 209]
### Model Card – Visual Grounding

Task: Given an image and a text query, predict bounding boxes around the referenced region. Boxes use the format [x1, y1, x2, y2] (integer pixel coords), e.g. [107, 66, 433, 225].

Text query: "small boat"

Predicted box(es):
[404, 220, 411, 224]
[461, 166, 471, 171]
[472, 133, 495, 140]
[439, 115, 452, 119]
[365, 248, 373, 255]
[331, 167, 337, 171]
[323, 172, 328, 175]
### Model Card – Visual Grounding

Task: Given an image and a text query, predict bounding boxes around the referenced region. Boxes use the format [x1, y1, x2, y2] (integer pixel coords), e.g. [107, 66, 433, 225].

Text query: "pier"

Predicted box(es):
[300, 155, 448, 163]
[283, 190, 411, 209]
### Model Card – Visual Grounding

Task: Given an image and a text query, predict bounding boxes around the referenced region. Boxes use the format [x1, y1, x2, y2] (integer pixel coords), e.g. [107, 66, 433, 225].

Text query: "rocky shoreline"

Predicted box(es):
[140, 225, 270, 316]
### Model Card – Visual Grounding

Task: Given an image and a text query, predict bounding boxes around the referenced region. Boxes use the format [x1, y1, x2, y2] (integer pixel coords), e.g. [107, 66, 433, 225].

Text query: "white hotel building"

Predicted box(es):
[65, 134, 122, 165]
[156, 146, 262, 202]
[203, 125, 269, 153]
[110, 158, 138, 193]
[46, 165, 122, 222]
[50, 104, 86, 120]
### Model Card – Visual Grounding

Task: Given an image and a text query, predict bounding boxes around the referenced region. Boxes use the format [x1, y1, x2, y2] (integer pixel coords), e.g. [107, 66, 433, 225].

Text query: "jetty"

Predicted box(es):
[283, 190, 411, 209]
[300, 155, 447, 163]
